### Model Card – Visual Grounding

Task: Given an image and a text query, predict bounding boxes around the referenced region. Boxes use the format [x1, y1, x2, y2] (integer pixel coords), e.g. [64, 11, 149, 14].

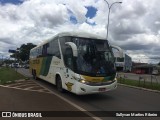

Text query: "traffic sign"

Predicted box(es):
[8, 49, 16, 53]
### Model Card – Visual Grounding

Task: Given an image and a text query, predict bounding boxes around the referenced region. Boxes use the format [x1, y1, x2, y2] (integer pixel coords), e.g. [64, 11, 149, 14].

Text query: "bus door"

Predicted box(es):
[63, 47, 75, 91]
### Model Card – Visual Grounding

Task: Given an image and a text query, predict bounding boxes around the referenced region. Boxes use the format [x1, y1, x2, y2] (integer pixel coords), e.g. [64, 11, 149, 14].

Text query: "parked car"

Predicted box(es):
[152, 69, 159, 75]
[24, 64, 29, 69]
[11, 63, 19, 68]
[135, 70, 145, 74]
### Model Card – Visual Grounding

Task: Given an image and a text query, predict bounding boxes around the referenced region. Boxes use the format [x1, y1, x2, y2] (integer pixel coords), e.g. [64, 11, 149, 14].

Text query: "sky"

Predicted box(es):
[0, 0, 160, 63]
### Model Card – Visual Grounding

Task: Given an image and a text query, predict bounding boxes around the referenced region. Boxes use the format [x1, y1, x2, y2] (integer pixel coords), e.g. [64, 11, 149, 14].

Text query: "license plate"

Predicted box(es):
[99, 88, 106, 91]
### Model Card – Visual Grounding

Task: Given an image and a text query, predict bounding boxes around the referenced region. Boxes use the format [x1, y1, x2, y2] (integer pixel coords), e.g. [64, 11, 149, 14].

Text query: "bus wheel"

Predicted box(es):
[56, 76, 64, 92]
[33, 70, 37, 80]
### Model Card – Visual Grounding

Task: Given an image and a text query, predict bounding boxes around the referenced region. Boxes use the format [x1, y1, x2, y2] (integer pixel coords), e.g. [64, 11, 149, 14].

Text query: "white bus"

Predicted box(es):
[29, 32, 123, 95]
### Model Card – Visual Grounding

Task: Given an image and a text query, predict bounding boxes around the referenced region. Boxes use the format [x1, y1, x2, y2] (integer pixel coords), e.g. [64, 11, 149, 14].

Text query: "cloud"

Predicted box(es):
[117, 0, 148, 19]
[65, 0, 87, 23]
[0, 37, 15, 44]
[0, 0, 160, 63]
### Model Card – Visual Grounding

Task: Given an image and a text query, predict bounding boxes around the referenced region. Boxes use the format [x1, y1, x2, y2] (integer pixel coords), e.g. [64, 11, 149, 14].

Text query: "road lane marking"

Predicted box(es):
[0, 85, 52, 94]
[7, 84, 39, 88]
[0, 80, 52, 94]
[33, 80, 102, 120]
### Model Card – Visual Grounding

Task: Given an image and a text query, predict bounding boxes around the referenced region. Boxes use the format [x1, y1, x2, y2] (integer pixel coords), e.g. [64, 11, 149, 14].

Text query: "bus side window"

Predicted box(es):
[48, 39, 61, 59]
[42, 43, 49, 57]
[64, 47, 73, 70]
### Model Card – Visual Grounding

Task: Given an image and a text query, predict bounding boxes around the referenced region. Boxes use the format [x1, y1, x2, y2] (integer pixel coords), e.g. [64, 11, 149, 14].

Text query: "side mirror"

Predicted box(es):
[65, 42, 78, 57]
[111, 45, 123, 58]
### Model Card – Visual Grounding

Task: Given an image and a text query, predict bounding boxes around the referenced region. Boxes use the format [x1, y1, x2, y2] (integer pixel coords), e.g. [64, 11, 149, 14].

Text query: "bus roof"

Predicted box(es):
[31, 31, 106, 50]
[58, 32, 106, 39]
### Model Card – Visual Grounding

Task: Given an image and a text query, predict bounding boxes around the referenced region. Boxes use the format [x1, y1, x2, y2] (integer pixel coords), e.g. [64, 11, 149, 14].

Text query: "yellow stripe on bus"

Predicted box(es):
[82, 75, 104, 82]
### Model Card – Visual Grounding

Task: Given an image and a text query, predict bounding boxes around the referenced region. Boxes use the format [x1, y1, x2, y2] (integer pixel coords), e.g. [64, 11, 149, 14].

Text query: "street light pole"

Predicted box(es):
[104, 0, 122, 39]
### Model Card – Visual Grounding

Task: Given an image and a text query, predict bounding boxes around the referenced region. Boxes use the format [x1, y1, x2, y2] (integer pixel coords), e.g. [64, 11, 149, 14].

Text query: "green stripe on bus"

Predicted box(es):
[40, 56, 53, 76]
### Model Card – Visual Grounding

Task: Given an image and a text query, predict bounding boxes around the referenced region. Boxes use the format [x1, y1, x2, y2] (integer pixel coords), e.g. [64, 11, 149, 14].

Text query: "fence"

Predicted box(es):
[117, 73, 160, 90]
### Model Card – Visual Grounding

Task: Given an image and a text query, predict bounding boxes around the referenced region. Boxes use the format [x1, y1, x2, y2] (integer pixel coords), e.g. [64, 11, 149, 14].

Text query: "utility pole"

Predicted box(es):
[104, 0, 122, 39]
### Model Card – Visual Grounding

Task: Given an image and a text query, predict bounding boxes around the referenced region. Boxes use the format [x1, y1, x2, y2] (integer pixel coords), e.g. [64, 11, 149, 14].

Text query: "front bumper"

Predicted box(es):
[75, 80, 117, 95]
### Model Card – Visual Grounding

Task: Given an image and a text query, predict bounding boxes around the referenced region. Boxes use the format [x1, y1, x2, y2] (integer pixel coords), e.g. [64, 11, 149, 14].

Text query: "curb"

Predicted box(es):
[118, 83, 160, 93]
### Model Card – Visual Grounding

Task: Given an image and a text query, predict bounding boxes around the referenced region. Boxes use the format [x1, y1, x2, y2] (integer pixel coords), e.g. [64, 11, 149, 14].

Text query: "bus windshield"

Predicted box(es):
[72, 37, 116, 77]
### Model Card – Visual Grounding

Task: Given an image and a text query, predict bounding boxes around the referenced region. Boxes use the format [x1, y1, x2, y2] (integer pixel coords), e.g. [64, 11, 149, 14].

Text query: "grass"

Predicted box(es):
[0, 67, 26, 85]
[118, 78, 160, 91]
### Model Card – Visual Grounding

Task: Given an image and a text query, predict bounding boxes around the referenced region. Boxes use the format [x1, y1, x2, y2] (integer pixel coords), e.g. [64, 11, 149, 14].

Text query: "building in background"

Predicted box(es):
[132, 63, 160, 75]
[114, 52, 132, 72]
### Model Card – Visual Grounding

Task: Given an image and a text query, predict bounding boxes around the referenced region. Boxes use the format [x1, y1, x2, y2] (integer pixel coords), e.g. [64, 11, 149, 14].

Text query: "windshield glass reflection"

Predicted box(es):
[72, 37, 116, 76]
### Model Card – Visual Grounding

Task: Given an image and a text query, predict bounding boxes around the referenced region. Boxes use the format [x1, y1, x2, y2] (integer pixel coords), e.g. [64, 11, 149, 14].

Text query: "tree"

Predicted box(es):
[158, 62, 160, 66]
[10, 43, 36, 62]
[19, 43, 36, 61]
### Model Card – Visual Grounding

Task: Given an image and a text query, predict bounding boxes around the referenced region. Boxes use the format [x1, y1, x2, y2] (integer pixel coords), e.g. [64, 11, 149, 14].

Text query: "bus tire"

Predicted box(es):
[33, 69, 37, 80]
[56, 76, 64, 92]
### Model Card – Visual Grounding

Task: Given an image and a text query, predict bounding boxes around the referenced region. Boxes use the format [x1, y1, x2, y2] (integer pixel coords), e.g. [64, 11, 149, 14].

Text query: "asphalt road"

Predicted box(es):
[17, 68, 160, 120]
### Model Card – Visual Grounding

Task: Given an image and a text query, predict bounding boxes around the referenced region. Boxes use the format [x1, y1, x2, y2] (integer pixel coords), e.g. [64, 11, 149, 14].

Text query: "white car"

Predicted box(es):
[152, 70, 159, 75]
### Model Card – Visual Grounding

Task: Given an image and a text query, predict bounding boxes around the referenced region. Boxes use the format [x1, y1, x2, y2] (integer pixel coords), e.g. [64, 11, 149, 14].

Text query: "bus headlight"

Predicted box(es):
[79, 79, 116, 86]
[72, 75, 89, 84]
[114, 77, 117, 81]
[80, 80, 86, 84]
[72, 75, 83, 81]
[79, 79, 90, 84]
